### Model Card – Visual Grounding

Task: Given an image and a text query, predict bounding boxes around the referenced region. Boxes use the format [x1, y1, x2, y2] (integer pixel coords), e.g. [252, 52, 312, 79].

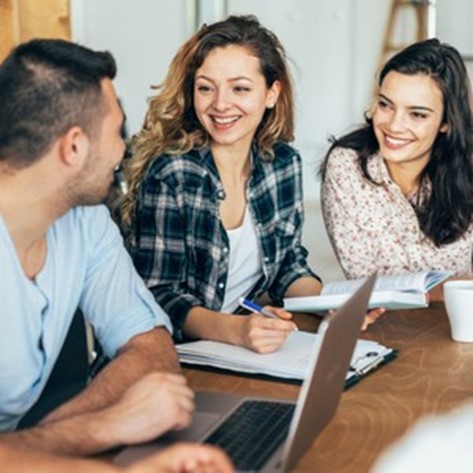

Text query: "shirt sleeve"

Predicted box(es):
[266, 151, 320, 301]
[79, 206, 172, 358]
[321, 148, 388, 279]
[131, 178, 202, 339]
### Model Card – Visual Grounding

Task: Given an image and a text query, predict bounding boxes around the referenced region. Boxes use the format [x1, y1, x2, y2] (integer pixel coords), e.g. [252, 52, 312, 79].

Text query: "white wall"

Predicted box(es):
[71, 0, 189, 136]
[437, 0, 473, 56]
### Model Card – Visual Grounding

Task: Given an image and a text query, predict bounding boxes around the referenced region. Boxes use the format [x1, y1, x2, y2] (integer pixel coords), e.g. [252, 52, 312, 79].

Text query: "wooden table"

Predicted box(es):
[184, 303, 473, 472]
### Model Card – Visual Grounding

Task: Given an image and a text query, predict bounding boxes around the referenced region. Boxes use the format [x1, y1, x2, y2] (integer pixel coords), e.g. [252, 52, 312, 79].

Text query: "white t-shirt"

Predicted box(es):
[221, 207, 263, 313]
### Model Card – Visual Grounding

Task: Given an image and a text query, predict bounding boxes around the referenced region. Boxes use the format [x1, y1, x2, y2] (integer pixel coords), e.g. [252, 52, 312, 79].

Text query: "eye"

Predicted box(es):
[410, 111, 428, 120]
[196, 84, 213, 93]
[234, 85, 251, 93]
[377, 99, 391, 110]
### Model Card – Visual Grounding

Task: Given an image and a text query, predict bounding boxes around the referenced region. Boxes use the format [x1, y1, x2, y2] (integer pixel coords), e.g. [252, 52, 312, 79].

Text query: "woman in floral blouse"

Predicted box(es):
[120, 15, 324, 353]
[321, 39, 473, 283]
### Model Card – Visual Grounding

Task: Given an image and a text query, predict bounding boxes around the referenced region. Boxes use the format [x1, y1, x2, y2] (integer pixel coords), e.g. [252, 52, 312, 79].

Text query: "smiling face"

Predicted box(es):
[373, 71, 448, 175]
[193, 44, 280, 155]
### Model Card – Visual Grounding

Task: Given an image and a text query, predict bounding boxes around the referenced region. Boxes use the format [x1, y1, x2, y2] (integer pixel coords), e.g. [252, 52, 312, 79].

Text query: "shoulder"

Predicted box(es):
[325, 146, 360, 171]
[272, 141, 301, 164]
[56, 205, 110, 231]
[55, 206, 119, 245]
[143, 150, 207, 190]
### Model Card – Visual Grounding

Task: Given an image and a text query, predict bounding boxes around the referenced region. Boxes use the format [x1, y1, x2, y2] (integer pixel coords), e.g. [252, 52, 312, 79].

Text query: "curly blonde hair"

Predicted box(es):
[121, 15, 295, 230]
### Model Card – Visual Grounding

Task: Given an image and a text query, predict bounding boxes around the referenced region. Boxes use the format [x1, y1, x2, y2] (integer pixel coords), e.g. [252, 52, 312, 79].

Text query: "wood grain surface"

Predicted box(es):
[184, 303, 473, 472]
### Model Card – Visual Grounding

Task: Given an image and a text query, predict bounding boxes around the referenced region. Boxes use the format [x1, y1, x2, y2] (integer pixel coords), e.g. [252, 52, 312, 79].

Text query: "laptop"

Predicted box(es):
[115, 273, 377, 472]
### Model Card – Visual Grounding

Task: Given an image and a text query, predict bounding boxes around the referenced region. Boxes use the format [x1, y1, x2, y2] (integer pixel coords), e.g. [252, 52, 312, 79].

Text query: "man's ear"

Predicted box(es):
[58, 126, 90, 168]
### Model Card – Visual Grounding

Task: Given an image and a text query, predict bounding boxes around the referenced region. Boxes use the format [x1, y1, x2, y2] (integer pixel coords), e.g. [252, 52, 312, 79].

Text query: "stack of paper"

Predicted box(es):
[177, 331, 394, 383]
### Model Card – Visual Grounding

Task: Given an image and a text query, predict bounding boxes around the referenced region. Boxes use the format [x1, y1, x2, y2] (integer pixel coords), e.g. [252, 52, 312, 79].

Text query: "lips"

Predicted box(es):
[383, 133, 412, 150]
[210, 115, 241, 129]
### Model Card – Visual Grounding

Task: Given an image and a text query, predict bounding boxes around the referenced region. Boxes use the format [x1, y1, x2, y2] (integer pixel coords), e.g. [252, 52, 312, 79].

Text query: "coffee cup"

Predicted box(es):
[444, 281, 473, 342]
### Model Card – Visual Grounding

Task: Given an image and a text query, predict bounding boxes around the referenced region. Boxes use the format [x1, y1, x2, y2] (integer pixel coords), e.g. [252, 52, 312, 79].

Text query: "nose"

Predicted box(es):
[213, 88, 230, 112]
[387, 110, 406, 133]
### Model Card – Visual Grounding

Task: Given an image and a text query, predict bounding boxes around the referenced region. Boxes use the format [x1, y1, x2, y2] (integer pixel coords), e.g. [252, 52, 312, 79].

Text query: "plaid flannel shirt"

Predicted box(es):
[129, 141, 318, 339]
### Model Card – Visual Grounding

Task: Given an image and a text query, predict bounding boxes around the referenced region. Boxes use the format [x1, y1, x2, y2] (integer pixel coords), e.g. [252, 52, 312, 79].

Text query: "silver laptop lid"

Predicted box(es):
[279, 273, 377, 472]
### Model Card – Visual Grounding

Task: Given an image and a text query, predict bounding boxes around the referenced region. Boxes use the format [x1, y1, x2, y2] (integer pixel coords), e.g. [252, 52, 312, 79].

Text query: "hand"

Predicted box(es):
[361, 307, 385, 331]
[127, 443, 234, 473]
[104, 372, 195, 446]
[238, 306, 297, 354]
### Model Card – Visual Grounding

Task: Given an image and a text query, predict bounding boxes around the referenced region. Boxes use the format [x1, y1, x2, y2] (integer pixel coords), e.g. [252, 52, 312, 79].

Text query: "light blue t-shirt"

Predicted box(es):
[0, 205, 172, 432]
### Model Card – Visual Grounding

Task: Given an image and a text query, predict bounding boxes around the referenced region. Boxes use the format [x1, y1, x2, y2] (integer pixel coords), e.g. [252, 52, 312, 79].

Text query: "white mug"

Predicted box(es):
[444, 281, 473, 342]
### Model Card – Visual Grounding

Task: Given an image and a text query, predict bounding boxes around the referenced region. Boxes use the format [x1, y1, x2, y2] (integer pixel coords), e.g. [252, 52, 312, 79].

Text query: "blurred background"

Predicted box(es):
[2, 0, 472, 281]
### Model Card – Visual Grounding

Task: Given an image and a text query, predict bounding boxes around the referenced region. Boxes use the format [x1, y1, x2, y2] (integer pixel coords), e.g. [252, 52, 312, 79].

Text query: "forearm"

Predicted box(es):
[44, 327, 180, 423]
[284, 276, 323, 298]
[0, 442, 122, 473]
[184, 307, 244, 346]
[1, 407, 131, 456]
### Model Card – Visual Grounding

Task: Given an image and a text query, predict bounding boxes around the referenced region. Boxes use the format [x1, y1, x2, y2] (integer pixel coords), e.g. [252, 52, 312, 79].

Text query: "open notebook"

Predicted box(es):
[177, 330, 395, 387]
[284, 270, 451, 313]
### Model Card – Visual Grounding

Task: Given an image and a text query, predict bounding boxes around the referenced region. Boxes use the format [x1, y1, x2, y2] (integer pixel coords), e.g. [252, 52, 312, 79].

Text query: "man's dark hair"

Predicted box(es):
[0, 39, 116, 169]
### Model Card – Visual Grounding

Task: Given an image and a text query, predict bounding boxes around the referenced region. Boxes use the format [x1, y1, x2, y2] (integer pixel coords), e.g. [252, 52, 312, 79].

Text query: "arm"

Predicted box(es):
[184, 306, 297, 354]
[43, 327, 180, 422]
[284, 276, 323, 298]
[0, 334, 194, 455]
[0, 442, 234, 473]
[0, 442, 120, 473]
[321, 148, 385, 279]
[267, 151, 321, 301]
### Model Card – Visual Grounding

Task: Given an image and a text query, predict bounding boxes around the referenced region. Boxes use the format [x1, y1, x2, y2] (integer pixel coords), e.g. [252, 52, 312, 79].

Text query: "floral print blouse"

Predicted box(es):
[321, 147, 473, 279]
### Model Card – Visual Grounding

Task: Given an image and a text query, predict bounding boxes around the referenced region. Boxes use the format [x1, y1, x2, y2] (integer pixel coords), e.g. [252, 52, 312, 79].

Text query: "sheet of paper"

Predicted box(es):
[177, 331, 392, 381]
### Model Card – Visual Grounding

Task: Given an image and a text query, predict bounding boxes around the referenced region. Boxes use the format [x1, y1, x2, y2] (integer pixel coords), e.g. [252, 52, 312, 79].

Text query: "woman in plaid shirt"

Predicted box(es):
[121, 15, 324, 353]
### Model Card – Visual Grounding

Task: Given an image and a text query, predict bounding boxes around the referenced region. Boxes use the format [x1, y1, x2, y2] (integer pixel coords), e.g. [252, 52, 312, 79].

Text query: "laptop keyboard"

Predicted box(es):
[204, 400, 296, 471]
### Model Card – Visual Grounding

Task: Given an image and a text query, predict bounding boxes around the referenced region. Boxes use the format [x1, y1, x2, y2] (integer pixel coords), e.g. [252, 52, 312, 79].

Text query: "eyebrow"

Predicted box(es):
[195, 74, 253, 83]
[379, 93, 435, 113]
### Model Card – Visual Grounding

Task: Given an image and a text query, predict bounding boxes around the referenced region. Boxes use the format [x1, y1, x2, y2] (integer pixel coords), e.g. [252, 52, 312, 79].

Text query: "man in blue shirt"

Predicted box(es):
[0, 39, 195, 457]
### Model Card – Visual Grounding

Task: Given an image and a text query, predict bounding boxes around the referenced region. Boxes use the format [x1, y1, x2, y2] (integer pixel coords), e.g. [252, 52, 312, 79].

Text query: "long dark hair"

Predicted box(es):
[321, 38, 473, 246]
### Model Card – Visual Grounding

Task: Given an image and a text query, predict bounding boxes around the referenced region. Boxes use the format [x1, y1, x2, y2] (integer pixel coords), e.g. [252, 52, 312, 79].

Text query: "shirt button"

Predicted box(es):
[218, 282, 225, 289]
[223, 247, 229, 253]
[263, 256, 270, 263]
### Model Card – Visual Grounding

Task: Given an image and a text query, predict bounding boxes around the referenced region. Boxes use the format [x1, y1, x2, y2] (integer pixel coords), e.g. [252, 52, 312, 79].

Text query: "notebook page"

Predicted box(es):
[322, 271, 435, 296]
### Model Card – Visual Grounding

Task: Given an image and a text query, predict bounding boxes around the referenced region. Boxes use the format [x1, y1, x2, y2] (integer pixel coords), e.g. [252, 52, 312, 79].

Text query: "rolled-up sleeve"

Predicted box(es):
[79, 206, 172, 358]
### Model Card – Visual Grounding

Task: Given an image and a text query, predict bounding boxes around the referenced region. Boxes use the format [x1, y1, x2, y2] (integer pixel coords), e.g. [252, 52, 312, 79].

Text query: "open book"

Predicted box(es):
[177, 331, 395, 386]
[284, 270, 452, 313]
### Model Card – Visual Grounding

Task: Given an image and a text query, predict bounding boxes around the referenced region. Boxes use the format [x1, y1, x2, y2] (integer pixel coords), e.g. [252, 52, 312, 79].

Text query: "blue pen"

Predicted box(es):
[238, 297, 278, 319]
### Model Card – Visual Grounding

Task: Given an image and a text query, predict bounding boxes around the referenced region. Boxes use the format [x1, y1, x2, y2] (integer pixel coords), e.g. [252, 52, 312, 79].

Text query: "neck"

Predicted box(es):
[0, 166, 69, 262]
[384, 160, 426, 196]
[211, 143, 252, 183]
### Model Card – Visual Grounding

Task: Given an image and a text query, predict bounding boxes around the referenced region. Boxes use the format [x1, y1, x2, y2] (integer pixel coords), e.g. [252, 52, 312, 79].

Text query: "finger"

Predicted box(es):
[263, 305, 293, 320]
[361, 308, 385, 331]
[251, 315, 297, 332]
[249, 332, 290, 353]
